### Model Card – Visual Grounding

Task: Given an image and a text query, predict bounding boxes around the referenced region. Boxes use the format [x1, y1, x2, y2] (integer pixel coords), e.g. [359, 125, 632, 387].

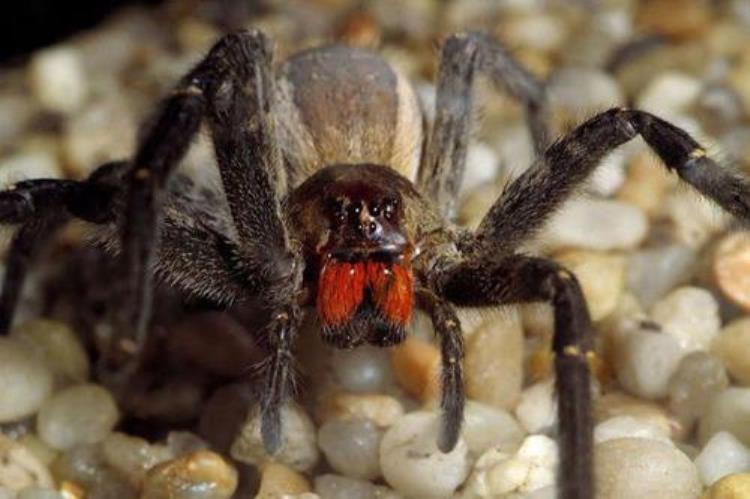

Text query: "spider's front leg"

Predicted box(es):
[417, 31, 549, 219]
[434, 255, 594, 499]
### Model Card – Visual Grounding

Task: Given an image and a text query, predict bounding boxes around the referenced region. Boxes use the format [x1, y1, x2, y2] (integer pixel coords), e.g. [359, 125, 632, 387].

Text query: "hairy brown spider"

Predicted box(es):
[1, 30, 749, 499]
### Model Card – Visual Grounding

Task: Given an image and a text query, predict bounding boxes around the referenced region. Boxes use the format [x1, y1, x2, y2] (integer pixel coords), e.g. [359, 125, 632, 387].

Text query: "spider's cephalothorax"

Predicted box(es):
[2, 30, 749, 499]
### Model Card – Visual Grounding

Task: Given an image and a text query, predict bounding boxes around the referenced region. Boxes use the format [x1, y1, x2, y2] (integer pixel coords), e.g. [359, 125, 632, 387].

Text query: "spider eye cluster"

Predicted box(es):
[327, 197, 399, 226]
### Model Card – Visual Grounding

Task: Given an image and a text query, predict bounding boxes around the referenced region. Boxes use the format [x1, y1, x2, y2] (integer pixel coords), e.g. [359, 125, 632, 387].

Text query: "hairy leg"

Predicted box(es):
[417, 31, 549, 219]
[416, 288, 465, 452]
[478, 107, 750, 253]
[435, 254, 594, 499]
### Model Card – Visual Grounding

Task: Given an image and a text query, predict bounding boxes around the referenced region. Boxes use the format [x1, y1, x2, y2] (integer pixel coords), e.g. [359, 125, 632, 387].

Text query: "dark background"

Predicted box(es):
[0, 0, 165, 62]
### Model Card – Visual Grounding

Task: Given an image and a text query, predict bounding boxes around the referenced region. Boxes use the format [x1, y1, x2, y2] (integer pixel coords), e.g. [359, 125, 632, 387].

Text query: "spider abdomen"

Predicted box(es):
[275, 45, 423, 186]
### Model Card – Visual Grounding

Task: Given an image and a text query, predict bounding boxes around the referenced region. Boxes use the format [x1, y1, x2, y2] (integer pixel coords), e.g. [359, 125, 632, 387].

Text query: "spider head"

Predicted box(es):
[287, 164, 417, 346]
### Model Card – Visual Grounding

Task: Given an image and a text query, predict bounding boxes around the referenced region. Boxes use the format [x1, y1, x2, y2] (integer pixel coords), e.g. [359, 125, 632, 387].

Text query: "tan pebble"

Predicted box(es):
[391, 337, 441, 402]
[713, 232, 750, 311]
[60, 481, 85, 499]
[465, 309, 523, 410]
[141, 450, 237, 499]
[17, 434, 58, 467]
[0, 433, 54, 490]
[703, 472, 750, 498]
[617, 151, 675, 217]
[317, 393, 404, 427]
[595, 391, 673, 436]
[713, 318, 750, 385]
[256, 463, 311, 498]
[554, 250, 626, 321]
[636, 0, 712, 39]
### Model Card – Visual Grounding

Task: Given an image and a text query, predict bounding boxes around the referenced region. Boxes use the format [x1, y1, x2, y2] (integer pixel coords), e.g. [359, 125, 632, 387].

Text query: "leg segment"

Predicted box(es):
[416, 288, 465, 452]
[435, 255, 594, 499]
[477, 107, 750, 252]
[417, 31, 549, 218]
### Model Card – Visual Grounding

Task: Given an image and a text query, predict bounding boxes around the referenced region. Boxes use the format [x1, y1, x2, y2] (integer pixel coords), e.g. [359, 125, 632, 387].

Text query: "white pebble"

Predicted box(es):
[230, 404, 319, 472]
[594, 416, 672, 444]
[637, 72, 702, 116]
[515, 379, 557, 434]
[314, 474, 378, 499]
[11, 319, 89, 384]
[699, 388, 750, 446]
[626, 244, 697, 307]
[615, 328, 685, 400]
[36, 384, 119, 450]
[29, 45, 88, 114]
[0, 338, 53, 423]
[318, 419, 381, 480]
[461, 143, 499, 194]
[462, 435, 558, 498]
[18, 488, 63, 499]
[545, 198, 648, 251]
[331, 346, 394, 393]
[668, 352, 729, 426]
[462, 401, 525, 455]
[595, 438, 701, 498]
[380, 411, 470, 498]
[651, 286, 721, 352]
[0, 434, 54, 491]
[0, 152, 61, 189]
[695, 432, 750, 486]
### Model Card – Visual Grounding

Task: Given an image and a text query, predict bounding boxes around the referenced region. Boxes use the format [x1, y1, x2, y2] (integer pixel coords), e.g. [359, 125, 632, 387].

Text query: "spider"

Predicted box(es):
[1, 30, 749, 499]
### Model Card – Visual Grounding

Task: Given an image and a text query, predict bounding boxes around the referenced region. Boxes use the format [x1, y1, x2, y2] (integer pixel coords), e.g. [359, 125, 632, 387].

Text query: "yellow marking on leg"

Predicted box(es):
[690, 148, 706, 159]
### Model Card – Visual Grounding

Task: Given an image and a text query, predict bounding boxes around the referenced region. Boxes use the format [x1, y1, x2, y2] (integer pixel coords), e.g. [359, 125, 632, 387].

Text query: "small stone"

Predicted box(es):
[391, 338, 441, 402]
[141, 451, 237, 499]
[617, 151, 675, 217]
[29, 45, 88, 114]
[461, 143, 500, 195]
[318, 418, 381, 480]
[594, 416, 672, 444]
[614, 327, 685, 400]
[595, 438, 701, 498]
[555, 250, 626, 321]
[545, 198, 648, 251]
[0, 152, 62, 189]
[637, 72, 702, 117]
[713, 232, 750, 311]
[547, 67, 625, 121]
[626, 244, 697, 307]
[380, 411, 470, 498]
[17, 435, 57, 468]
[100, 432, 172, 486]
[37, 384, 119, 451]
[704, 472, 750, 498]
[651, 286, 721, 352]
[256, 463, 311, 498]
[0, 338, 53, 423]
[595, 391, 673, 436]
[668, 352, 730, 426]
[50, 444, 135, 498]
[636, 0, 712, 39]
[699, 388, 750, 446]
[314, 474, 379, 499]
[230, 404, 319, 472]
[330, 345, 395, 394]
[665, 188, 731, 249]
[0, 434, 54, 491]
[514, 379, 556, 434]
[462, 401, 525, 455]
[11, 320, 89, 384]
[317, 393, 404, 428]
[695, 432, 750, 486]
[18, 488, 63, 499]
[461, 435, 558, 498]
[464, 309, 523, 410]
[714, 318, 750, 385]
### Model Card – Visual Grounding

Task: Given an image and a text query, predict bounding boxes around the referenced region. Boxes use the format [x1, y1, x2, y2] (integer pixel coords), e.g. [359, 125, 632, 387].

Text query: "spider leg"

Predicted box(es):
[200, 30, 304, 453]
[417, 31, 548, 218]
[477, 107, 750, 252]
[416, 288, 465, 452]
[435, 254, 593, 499]
[0, 168, 122, 333]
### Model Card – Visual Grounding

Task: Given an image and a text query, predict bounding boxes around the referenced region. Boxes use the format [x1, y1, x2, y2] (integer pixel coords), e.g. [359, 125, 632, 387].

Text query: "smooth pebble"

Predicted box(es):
[668, 352, 729, 426]
[0, 434, 53, 491]
[651, 286, 721, 352]
[29, 45, 88, 113]
[462, 401, 525, 455]
[318, 418, 381, 480]
[331, 345, 395, 394]
[594, 415, 672, 444]
[141, 450, 237, 499]
[515, 379, 557, 435]
[11, 320, 89, 384]
[0, 338, 53, 423]
[614, 327, 685, 400]
[699, 388, 750, 446]
[379, 411, 470, 499]
[695, 432, 750, 486]
[555, 250, 626, 321]
[314, 474, 379, 499]
[714, 318, 750, 385]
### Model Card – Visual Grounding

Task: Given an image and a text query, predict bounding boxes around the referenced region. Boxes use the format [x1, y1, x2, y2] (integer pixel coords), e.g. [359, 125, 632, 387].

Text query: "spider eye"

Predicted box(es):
[370, 202, 381, 217]
[382, 198, 397, 220]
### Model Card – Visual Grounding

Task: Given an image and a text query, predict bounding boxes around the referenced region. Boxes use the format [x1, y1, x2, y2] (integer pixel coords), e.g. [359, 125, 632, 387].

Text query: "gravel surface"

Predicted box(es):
[1, 0, 750, 498]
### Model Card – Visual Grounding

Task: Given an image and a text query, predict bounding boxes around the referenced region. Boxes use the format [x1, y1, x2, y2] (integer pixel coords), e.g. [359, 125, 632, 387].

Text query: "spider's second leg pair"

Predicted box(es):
[420, 33, 750, 499]
[0, 31, 303, 450]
